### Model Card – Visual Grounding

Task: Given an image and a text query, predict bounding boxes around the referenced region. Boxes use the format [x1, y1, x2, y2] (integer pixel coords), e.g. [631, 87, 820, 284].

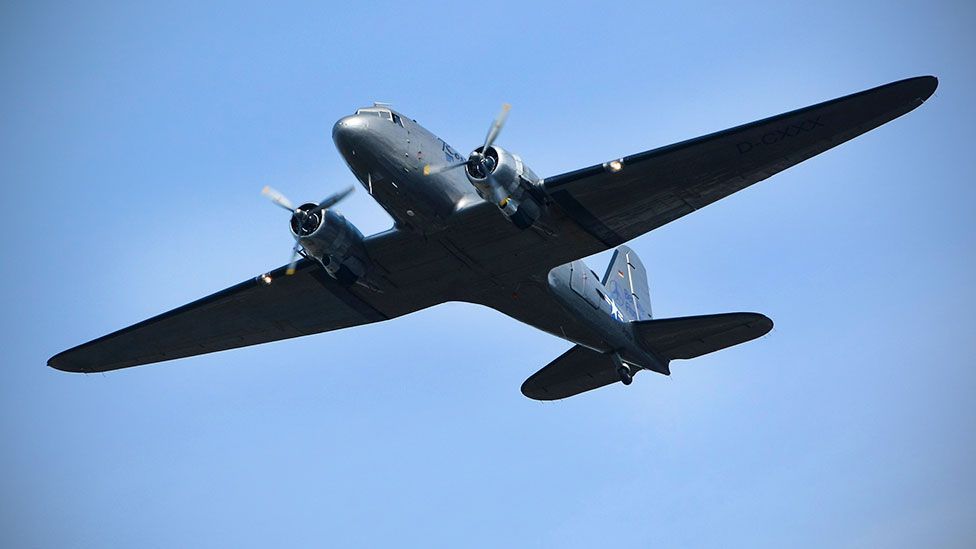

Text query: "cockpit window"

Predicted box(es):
[355, 107, 397, 123]
[391, 112, 402, 126]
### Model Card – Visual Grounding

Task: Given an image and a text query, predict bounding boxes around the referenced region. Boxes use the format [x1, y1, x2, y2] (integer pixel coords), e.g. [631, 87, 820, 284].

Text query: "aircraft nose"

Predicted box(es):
[332, 114, 369, 151]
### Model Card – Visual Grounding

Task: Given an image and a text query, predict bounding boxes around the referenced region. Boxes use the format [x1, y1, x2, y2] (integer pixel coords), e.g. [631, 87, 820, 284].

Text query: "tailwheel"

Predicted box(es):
[617, 365, 633, 385]
[611, 353, 635, 385]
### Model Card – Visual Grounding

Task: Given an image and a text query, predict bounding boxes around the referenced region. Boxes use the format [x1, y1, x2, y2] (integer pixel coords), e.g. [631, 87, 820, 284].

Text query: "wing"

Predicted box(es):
[49, 229, 458, 373]
[542, 76, 938, 249]
[437, 77, 937, 288]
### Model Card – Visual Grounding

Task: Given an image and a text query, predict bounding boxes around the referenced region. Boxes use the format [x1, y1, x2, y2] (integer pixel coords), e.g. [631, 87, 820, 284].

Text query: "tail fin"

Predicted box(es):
[602, 245, 652, 321]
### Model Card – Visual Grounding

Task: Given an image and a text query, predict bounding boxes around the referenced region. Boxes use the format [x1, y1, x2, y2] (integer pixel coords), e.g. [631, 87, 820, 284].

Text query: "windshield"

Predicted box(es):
[355, 107, 392, 121]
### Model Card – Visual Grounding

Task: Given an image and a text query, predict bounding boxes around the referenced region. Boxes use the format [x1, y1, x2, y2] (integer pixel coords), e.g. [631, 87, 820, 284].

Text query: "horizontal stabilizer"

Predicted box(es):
[521, 345, 618, 401]
[635, 312, 772, 360]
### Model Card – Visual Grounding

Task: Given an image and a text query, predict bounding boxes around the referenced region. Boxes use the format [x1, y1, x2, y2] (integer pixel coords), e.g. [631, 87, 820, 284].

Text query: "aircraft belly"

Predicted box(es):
[467, 280, 612, 353]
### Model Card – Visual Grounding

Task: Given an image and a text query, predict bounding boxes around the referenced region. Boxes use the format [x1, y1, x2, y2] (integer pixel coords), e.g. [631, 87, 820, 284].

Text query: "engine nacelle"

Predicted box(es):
[291, 205, 368, 284]
[466, 145, 545, 229]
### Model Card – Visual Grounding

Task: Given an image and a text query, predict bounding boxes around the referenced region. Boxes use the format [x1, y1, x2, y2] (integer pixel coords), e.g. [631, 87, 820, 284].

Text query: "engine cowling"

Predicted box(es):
[291, 204, 368, 284]
[465, 145, 545, 229]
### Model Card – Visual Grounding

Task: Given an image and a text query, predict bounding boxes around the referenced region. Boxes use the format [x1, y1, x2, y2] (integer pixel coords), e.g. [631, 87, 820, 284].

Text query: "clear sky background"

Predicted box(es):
[2, 1, 973, 547]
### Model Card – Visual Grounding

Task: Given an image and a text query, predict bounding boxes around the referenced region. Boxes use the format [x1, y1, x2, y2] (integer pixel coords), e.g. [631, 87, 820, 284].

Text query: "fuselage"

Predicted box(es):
[332, 106, 477, 232]
[331, 105, 663, 371]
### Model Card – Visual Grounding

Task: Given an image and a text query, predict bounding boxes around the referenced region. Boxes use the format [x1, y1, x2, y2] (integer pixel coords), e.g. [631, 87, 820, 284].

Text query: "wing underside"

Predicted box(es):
[47, 260, 390, 373]
[48, 228, 466, 373]
[542, 76, 938, 251]
[433, 77, 937, 290]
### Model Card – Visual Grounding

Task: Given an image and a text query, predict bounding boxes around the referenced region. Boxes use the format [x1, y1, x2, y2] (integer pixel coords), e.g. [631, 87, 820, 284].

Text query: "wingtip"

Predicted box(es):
[520, 373, 560, 401]
[521, 385, 555, 401]
[915, 75, 939, 101]
[746, 312, 774, 336]
[730, 312, 774, 337]
[47, 352, 79, 373]
[47, 348, 98, 373]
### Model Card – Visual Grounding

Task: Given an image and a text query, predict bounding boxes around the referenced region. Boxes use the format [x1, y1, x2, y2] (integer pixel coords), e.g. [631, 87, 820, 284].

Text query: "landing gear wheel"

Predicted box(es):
[617, 365, 633, 386]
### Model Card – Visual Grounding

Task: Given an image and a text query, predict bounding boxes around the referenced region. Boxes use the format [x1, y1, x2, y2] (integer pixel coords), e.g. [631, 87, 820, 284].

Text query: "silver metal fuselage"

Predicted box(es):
[332, 109, 664, 372]
[333, 110, 477, 230]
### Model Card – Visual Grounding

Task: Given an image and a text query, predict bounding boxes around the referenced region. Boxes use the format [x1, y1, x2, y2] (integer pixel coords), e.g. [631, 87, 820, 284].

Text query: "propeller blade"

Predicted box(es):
[423, 159, 467, 176]
[285, 241, 301, 276]
[262, 185, 295, 212]
[482, 103, 511, 151]
[316, 185, 355, 211]
[485, 170, 507, 206]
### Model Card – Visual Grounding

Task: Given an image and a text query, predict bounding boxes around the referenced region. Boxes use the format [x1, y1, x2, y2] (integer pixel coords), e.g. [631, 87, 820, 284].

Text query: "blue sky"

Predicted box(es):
[2, 1, 973, 547]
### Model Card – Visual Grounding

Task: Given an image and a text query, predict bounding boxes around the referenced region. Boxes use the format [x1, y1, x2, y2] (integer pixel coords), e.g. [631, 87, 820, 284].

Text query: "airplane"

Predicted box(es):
[48, 76, 938, 400]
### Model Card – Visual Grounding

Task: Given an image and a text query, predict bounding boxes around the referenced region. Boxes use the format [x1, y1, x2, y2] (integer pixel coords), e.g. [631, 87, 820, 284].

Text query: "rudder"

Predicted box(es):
[602, 245, 652, 321]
